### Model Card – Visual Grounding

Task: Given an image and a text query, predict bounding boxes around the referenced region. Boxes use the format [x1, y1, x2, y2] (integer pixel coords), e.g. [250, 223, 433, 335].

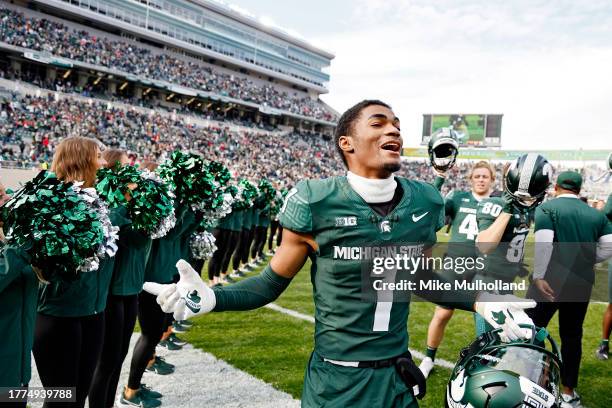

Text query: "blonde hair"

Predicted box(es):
[141, 160, 158, 171]
[470, 161, 496, 181]
[102, 149, 127, 170]
[51, 137, 101, 188]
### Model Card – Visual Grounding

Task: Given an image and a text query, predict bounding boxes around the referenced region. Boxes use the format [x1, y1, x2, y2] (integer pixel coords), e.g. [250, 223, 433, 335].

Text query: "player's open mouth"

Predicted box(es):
[380, 141, 401, 153]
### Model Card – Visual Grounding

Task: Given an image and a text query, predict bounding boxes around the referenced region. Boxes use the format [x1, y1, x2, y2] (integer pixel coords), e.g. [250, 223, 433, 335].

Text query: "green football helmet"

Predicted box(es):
[504, 153, 552, 208]
[607, 152, 612, 172]
[446, 326, 562, 408]
[428, 127, 459, 172]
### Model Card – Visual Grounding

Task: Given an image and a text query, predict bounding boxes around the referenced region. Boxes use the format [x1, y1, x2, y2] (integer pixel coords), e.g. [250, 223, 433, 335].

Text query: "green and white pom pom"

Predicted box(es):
[190, 231, 217, 260]
[257, 179, 276, 202]
[157, 152, 224, 216]
[232, 179, 258, 211]
[96, 164, 176, 238]
[201, 160, 234, 221]
[0, 171, 118, 281]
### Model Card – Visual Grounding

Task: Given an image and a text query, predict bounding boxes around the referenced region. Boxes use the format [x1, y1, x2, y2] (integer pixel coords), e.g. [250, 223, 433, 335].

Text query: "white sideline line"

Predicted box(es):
[264, 303, 456, 370]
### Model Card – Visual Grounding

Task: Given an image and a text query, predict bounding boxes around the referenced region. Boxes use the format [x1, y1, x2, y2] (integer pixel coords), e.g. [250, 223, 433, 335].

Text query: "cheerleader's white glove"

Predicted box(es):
[474, 293, 536, 341]
[143, 259, 216, 320]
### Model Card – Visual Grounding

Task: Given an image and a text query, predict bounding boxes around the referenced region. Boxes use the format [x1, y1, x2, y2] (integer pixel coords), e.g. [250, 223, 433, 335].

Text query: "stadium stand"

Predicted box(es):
[0, 5, 337, 122]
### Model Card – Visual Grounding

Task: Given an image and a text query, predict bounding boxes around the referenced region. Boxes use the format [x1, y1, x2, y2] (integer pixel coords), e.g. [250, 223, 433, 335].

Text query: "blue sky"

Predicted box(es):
[225, 0, 611, 150]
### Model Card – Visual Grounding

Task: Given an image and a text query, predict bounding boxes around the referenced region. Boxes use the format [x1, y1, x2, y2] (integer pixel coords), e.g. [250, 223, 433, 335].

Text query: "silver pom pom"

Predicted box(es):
[150, 209, 177, 239]
[76, 186, 120, 272]
[190, 231, 217, 260]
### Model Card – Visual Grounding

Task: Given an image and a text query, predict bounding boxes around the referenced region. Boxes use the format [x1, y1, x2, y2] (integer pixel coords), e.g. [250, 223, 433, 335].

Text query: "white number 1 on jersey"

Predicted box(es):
[372, 268, 397, 332]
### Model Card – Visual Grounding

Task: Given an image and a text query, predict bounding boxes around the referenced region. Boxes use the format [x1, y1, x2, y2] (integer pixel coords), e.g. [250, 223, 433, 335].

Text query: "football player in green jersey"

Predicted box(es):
[144, 100, 536, 407]
[419, 161, 496, 378]
[474, 153, 552, 337]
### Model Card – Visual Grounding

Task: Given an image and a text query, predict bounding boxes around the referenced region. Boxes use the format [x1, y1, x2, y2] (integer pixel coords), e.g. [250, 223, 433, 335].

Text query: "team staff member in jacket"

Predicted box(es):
[89, 150, 161, 408]
[0, 181, 37, 408]
[527, 171, 612, 408]
[33, 138, 131, 408]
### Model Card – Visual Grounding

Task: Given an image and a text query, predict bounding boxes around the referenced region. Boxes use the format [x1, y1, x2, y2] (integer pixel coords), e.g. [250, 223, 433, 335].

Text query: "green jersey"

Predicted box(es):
[604, 192, 612, 223]
[257, 204, 271, 228]
[476, 197, 530, 281]
[445, 190, 482, 259]
[0, 247, 37, 387]
[279, 176, 444, 361]
[535, 195, 612, 283]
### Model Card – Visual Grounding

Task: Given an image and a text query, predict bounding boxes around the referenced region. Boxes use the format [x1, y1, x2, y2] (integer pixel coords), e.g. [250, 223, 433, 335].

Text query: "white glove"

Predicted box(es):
[143, 259, 216, 320]
[474, 293, 536, 341]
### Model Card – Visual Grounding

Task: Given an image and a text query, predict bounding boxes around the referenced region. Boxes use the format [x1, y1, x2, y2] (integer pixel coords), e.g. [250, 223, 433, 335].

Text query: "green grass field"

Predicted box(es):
[185, 231, 611, 407]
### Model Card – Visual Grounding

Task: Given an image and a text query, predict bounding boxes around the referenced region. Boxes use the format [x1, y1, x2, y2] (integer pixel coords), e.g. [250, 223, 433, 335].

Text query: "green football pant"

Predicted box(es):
[301, 351, 418, 408]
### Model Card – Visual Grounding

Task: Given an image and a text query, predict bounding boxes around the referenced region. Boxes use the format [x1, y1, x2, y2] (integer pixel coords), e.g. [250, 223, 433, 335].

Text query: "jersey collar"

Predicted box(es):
[339, 176, 411, 221]
[556, 194, 579, 199]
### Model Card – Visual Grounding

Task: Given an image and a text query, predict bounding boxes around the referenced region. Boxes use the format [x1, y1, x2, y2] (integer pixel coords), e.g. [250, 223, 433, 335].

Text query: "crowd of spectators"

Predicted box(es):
[0, 8, 336, 122]
[0, 91, 607, 198]
[0, 67, 280, 131]
[0, 92, 342, 186]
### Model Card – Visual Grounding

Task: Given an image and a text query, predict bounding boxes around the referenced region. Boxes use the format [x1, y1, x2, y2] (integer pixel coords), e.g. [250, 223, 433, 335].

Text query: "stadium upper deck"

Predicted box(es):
[0, 0, 337, 127]
[25, 0, 333, 91]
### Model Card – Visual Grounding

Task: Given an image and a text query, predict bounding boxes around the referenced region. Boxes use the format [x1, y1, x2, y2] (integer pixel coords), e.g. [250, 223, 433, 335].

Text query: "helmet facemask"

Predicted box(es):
[428, 128, 459, 172]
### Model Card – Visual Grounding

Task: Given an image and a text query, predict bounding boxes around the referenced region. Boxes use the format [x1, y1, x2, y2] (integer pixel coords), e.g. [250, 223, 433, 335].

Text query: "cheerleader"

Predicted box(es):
[88, 150, 162, 407]
[120, 178, 194, 407]
[33, 137, 131, 408]
[0, 181, 38, 408]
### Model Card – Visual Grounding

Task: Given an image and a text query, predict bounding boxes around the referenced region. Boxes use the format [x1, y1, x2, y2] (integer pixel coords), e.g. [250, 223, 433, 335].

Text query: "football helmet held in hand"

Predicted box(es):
[446, 325, 562, 408]
[428, 127, 459, 172]
[504, 153, 552, 209]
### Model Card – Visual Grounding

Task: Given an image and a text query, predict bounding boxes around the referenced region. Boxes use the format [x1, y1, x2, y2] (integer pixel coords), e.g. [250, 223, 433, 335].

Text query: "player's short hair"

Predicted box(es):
[470, 160, 496, 181]
[334, 99, 392, 167]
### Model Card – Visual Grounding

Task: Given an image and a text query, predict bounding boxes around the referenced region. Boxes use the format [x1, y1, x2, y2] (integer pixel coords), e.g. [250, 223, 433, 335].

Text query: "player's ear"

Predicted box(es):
[338, 135, 355, 153]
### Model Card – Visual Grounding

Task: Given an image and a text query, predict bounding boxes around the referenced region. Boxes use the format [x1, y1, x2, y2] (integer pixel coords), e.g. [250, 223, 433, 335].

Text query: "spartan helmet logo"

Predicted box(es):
[380, 220, 391, 233]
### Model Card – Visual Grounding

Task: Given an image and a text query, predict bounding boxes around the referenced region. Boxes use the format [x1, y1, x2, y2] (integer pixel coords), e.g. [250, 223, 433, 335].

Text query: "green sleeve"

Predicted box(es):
[212, 265, 292, 311]
[600, 213, 612, 237]
[109, 205, 131, 227]
[432, 176, 445, 191]
[444, 191, 456, 219]
[0, 247, 30, 293]
[534, 205, 554, 232]
[278, 181, 313, 233]
[604, 193, 612, 223]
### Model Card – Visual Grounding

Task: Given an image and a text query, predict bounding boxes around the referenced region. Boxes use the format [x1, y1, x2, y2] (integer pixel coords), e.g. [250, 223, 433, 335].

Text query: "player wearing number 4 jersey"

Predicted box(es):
[143, 101, 537, 408]
[419, 161, 495, 379]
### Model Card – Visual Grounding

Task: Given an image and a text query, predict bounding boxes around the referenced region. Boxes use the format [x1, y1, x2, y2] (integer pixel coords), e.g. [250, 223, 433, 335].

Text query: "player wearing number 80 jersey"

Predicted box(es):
[474, 153, 552, 336]
[476, 198, 530, 279]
